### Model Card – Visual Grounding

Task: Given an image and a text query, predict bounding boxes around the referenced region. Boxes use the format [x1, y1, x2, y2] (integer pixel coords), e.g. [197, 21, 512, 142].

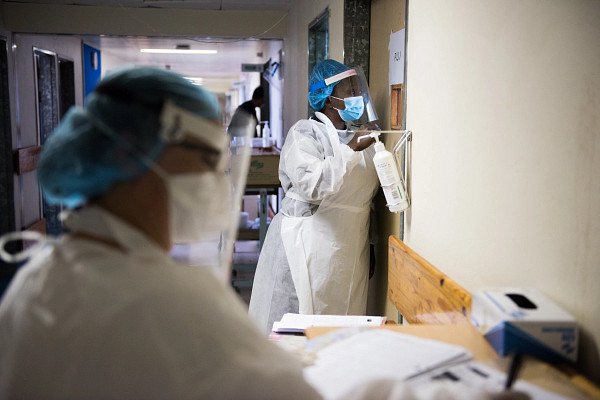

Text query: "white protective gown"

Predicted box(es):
[0, 209, 519, 400]
[249, 112, 379, 333]
[0, 206, 321, 400]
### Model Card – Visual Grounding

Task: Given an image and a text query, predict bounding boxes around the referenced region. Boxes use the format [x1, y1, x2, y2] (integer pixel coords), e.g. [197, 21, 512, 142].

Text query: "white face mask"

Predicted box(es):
[164, 172, 231, 244]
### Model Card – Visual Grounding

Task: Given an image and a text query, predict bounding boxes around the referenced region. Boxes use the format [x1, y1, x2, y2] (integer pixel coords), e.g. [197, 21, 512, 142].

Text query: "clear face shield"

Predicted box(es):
[0, 100, 254, 285]
[317, 66, 378, 128]
[159, 101, 254, 283]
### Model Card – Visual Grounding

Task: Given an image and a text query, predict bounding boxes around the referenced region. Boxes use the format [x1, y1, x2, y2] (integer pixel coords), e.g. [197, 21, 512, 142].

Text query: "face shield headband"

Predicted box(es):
[308, 69, 357, 93]
[159, 100, 228, 156]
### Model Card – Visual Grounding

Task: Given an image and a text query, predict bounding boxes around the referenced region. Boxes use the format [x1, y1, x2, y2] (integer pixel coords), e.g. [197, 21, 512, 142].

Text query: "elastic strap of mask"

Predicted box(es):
[329, 95, 362, 102]
[0, 231, 47, 263]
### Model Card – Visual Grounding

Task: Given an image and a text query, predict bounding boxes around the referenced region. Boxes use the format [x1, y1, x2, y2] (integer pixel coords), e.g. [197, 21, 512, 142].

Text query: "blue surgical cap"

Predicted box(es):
[308, 59, 350, 111]
[37, 66, 221, 208]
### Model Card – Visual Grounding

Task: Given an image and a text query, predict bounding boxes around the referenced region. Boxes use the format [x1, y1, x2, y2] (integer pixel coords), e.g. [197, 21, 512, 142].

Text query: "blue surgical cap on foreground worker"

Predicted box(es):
[0, 66, 323, 400]
[37, 66, 222, 208]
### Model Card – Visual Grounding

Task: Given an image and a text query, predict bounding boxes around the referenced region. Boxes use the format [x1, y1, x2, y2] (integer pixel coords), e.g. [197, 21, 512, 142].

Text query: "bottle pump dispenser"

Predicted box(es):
[358, 131, 409, 212]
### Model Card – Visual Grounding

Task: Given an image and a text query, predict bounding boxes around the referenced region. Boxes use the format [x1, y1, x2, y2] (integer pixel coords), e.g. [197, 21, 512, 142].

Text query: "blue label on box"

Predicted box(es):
[484, 322, 574, 363]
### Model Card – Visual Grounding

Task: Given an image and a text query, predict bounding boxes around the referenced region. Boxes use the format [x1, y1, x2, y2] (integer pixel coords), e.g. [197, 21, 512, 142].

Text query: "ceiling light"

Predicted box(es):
[185, 77, 204, 85]
[140, 49, 217, 54]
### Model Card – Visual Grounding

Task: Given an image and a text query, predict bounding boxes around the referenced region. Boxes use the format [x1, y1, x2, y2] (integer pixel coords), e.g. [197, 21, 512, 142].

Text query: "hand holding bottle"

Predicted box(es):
[347, 122, 380, 151]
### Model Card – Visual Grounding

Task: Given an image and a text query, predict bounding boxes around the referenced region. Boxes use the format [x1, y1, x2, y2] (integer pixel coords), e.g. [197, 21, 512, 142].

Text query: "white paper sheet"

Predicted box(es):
[304, 329, 471, 400]
[409, 361, 570, 400]
[272, 313, 386, 333]
[389, 29, 405, 85]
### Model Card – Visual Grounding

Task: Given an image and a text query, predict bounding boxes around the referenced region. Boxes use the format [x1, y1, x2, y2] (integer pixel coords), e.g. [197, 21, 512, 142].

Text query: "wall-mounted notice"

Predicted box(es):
[389, 29, 405, 85]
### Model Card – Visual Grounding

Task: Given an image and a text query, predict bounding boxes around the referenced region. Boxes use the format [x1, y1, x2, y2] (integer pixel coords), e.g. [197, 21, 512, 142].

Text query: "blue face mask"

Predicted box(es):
[331, 95, 365, 122]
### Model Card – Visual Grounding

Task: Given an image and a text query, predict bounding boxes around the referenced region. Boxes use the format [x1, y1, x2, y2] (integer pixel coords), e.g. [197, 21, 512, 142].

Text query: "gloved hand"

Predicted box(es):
[347, 122, 381, 151]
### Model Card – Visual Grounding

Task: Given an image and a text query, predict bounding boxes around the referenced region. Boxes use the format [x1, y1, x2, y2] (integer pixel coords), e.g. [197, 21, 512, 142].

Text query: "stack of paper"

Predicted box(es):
[272, 313, 387, 333]
[304, 329, 472, 400]
[409, 361, 570, 400]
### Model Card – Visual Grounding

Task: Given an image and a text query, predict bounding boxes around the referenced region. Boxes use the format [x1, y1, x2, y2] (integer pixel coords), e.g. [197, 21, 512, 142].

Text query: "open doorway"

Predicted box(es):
[85, 35, 283, 145]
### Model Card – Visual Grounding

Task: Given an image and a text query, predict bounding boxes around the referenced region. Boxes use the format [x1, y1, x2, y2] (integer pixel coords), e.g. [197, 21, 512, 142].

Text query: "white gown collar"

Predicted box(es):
[314, 112, 353, 144]
[62, 206, 167, 259]
[314, 111, 336, 130]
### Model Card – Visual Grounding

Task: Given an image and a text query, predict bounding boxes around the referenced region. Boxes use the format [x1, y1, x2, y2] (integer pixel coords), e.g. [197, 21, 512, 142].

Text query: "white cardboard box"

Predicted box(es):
[471, 287, 578, 362]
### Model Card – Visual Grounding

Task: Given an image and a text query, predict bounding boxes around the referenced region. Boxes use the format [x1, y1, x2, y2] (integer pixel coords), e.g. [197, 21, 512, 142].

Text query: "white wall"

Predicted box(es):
[98, 45, 131, 78]
[405, 0, 600, 381]
[282, 0, 344, 134]
[12, 34, 84, 230]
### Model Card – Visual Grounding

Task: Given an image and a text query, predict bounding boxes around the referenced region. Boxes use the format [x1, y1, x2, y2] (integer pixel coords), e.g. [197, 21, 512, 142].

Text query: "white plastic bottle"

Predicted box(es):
[262, 121, 271, 148]
[360, 132, 409, 212]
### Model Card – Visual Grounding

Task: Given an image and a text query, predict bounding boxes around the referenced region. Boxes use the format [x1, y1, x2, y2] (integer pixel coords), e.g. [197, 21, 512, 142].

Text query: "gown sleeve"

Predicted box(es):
[281, 120, 361, 202]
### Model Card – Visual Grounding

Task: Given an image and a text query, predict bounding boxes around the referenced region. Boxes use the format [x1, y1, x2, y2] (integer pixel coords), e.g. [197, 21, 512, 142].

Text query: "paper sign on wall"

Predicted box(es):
[389, 29, 405, 85]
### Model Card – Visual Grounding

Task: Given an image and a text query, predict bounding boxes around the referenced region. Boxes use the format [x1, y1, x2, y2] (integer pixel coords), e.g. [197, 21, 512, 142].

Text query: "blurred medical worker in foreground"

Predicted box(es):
[0, 66, 321, 400]
[249, 59, 380, 334]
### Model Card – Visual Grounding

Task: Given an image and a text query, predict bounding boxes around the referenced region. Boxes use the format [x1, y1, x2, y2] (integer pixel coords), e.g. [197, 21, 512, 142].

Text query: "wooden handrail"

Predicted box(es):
[387, 235, 471, 324]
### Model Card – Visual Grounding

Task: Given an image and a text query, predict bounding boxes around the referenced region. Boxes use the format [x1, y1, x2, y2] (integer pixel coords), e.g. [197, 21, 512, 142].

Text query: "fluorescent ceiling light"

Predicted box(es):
[185, 77, 204, 85]
[140, 49, 217, 54]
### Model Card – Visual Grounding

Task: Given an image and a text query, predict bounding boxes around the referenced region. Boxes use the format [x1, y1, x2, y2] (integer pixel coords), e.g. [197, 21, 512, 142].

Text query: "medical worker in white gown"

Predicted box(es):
[0, 67, 322, 400]
[249, 59, 381, 334]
